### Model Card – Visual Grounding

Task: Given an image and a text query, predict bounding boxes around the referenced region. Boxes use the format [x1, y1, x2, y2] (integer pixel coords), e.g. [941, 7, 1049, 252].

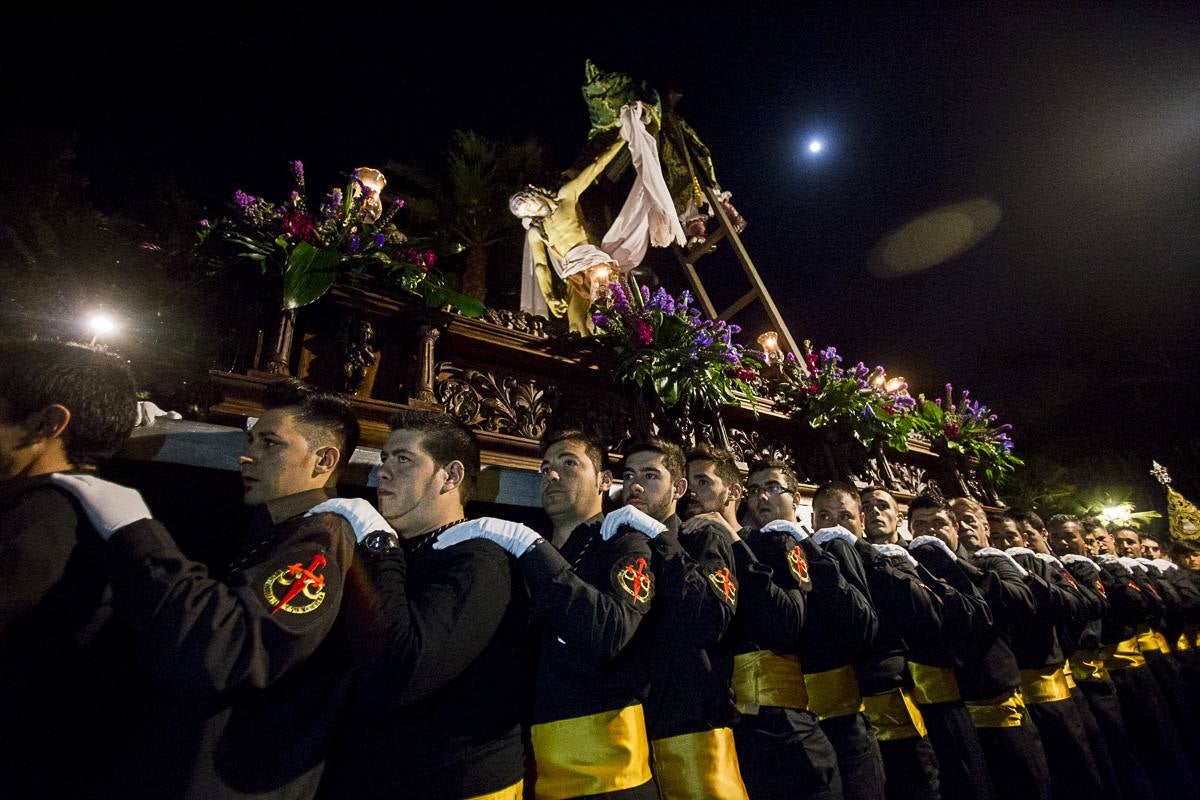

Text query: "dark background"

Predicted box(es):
[3, 5, 1198, 518]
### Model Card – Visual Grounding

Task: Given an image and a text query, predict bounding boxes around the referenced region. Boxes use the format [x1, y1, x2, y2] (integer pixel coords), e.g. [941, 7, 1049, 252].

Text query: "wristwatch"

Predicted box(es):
[361, 529, 400, 554]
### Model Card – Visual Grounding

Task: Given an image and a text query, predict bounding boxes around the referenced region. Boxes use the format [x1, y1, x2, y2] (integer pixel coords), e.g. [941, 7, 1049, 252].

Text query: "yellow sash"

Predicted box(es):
[731, 651, 808, 714]
[804, 664, 865, 720]
[966, 689, 1028, 728]
[530, 704, 652, 800]
[1069, 649, 1110, 682]
[650, 727, 749, 800]
[1106, 637, 1147, 671]
[1155, 631, 1173, 655]
[1177, 634, 1192, 652]
[907, 662, 962, 705]
[1136, 625, 1162, 654]
[466, 780, 524, 800]
[862, 687, 928, 740]
[1019, 666, 1073, 704]
[1063, 661, 1078, 690]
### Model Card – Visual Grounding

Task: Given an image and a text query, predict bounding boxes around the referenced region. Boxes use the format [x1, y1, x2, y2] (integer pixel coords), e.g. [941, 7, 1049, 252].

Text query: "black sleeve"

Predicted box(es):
[1, 487, 81, 634]
[806, 538, 878, 653]
[1063, 561, 1110, 619]
[1098, 562, 1149, 627]
[731, 539, 806, 650]
[909, 547, 993, 640]
[650, 527, 737, 648]
[857, 542, 942, 645]
[970, 554, 1038, 623]
[519, 532, 654, 665]
[105, 514, 354, 696]
[346, 539, 515, 706]
[1015, 555, 1087, 624]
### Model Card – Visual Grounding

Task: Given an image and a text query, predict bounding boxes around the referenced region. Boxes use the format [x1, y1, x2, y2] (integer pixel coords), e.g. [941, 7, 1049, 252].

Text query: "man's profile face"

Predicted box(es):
[540, 439, 608, 522]
[240, 408, 331, 506]
[1047, 521, 1088, 557]
[1082, 529, 1097, 556]
[1113, 528, 1142, 558]
[1094, 529, 1115, 555]
[812, 489, 863, 537]
[952, 505, 990, 552]
[1142, 538, 1162, 559]
[990, 518, 1026, 550]
[1179, 551, 1200, 572]
[1017, 520, 1049, 553]
[621, 450, 684, 523]
[862, 490, 900, 542]
[377, 429, 447, 529]
[683, 459, 737, 520]
[745, 468, 798, 528]
[911, 508, 959, 552]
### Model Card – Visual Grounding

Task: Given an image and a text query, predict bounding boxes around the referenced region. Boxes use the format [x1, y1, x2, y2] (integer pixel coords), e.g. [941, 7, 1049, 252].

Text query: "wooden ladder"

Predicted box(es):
[675, 184, 801, 355]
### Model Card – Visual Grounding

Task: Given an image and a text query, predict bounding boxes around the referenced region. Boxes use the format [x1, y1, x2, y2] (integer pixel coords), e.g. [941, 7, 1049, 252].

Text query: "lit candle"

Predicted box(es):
[588, 262, 614, 301]
[884, 376, 907, 393]
[353, 167, 387, 222]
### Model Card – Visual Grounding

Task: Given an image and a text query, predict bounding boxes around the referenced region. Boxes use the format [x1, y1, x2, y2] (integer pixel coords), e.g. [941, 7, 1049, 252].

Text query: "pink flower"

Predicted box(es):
[944, 423, 960, 440]
[734, 366, 758, 381]
[633, 319, 655, 346]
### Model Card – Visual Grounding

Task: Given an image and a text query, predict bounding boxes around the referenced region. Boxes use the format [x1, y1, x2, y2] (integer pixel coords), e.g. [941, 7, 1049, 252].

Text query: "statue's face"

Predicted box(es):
[509, 191, 552, 220]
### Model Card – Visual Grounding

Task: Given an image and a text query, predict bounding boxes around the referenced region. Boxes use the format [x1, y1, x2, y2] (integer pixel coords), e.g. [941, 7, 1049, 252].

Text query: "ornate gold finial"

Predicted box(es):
[1151, 461, 1172, 486]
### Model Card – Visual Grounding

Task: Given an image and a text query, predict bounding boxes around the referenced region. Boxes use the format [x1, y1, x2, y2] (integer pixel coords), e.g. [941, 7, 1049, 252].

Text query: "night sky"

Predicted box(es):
[5, 6, 1200, 502]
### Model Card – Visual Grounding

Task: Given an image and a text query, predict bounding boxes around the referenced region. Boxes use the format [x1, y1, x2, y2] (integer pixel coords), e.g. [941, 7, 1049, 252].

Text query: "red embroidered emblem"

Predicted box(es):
[788, 544, 811, 586]
[617, 558, 653, 603]
[1094, 579, 1107, 599]
[264, 553, 328, 615]
[1061, 570, 1078, 590]
[708, 567, 738, 604]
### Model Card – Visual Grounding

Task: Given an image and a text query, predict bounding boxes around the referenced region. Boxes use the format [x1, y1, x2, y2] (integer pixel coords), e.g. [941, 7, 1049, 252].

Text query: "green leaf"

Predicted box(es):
[282, 243, 345, 309]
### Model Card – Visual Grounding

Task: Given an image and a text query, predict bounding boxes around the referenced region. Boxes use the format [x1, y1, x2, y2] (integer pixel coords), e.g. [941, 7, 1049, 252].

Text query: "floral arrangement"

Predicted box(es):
[911, 383, 1023, 484]
[769, 344, 917, 451]
[591, 282, 760, 411]
[199, 161, 483, 315]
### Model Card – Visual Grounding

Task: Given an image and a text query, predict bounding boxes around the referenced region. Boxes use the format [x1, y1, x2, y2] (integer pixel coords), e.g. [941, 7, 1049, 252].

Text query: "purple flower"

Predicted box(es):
[233, 189, 255, 208]
[423, 250, 437, 267]
[722, 348, 739, 363]
[679, 289, 693, 307]
[819, 346, 842, 365]
[650, 287, 675, 314]
[610, 282, 631, 312]
[198, 218, 211, 229]
[640, 285, 651, 302]
[347, 235, 361, 252]
[728, 324, 742, 335]
[592, 312, 608, 327]
[289, 160, 305, 183]
[373, 233, 385, 248]
[785, 351, 797, 363]
[393, 197, 406, 209]
[694, 331, 714, 347]
[862, 405, 877, 421]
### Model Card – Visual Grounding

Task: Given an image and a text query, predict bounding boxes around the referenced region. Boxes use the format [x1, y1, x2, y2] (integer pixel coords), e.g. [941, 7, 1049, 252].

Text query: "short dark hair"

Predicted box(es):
[987, 510, 1017, 529]
[1112, 526, 1141, 539]
[542, 428, 607, 473]
[746, 458, 799, 491]
[909, 493, 952, 516]
[860, 485, 896, 504]
[0, 340, 137, 467]
[814, 481, 861, 510]
[1080, 517, 1108, 534]
[263, 378, 360, 464]
[1170, 540, 1199, 559]
[388, 408, 480, 496]
[623, 438, 686, 482]
[686, 443, 741, 486]
[1011, 510, 1045, 530]
[1046, 513, 1080, 530]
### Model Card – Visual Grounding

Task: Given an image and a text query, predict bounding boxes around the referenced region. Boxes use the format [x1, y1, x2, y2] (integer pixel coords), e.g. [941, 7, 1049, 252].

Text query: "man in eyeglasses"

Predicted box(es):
[726, 459, 877, 799]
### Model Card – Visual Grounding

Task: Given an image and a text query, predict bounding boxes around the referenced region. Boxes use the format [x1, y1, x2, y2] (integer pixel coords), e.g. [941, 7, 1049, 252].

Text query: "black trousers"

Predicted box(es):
[1025, 696, 1105, 800]
[919, 701, 995, 800]
[1110, 666, 1200, 800]
[1076, 678, 1158, 800]
[733, 707, 843, 800]
[1146, 650, 1200, 764]
[877, 736, 940, 800]
[819, 712, 886, 800]
[974, 722, 1052, 800]
[1067, 686, 1124, 800]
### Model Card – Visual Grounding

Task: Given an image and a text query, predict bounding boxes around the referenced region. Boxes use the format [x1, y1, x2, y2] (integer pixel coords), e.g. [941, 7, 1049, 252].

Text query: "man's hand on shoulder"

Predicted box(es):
[433, 517, 543, 558]
[48, 473, 151, 540]
[306, 497, 392, 543]
[681, 511, 740, 542]
[600, 505, 668, 541]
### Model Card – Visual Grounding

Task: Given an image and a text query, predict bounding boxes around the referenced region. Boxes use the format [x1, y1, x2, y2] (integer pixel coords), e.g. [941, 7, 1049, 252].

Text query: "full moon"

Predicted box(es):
[808, 138, 824, 154]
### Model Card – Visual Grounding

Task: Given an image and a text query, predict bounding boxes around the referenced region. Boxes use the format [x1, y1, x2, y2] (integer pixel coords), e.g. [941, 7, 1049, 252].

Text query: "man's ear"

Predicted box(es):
[728, 482, 745, 503]
[442, 461, 465, 494]
[33, 404, 71, 441]
[598, 469, 613, 493]
[313, 445, 341, 476]
[672, 477, 688, 500]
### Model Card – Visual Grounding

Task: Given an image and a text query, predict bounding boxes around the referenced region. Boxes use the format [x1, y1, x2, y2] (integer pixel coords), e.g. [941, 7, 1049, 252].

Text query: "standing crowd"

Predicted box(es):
[4, 339, 1200, 800]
